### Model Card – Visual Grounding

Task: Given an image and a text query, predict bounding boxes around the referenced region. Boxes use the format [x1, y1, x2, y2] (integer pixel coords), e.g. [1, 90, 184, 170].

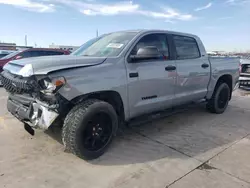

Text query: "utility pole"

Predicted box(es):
[25, 35, 27, 46]
[96, 29, 98, 37]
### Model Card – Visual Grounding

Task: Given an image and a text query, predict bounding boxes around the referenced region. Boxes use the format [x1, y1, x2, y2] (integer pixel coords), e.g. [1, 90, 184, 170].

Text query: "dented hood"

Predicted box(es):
[3, 55, 106, 75]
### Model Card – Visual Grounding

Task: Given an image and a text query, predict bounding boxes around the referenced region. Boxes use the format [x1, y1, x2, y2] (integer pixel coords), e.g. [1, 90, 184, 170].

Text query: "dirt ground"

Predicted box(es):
[0, 89, 250, 188]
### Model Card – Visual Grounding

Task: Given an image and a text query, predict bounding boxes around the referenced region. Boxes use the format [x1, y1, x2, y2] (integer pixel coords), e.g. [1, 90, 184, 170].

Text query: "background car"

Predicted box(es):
[0, 48, 70, 86]
[0, 48, 70, 72]
[0, 50, 15, 59]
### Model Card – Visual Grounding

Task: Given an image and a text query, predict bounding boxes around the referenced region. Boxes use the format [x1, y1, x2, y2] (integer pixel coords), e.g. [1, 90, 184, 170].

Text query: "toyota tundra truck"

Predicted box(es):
[0, 30, 240, 160]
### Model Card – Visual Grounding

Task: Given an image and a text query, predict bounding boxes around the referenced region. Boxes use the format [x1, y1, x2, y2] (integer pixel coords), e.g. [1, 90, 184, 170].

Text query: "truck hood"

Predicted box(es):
[3, 55, 106, 75]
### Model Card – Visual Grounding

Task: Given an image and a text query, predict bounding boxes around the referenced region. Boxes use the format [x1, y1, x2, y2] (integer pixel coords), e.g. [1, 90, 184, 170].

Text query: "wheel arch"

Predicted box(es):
[215, 74, 233, 100]
[71, 90, 126, 122]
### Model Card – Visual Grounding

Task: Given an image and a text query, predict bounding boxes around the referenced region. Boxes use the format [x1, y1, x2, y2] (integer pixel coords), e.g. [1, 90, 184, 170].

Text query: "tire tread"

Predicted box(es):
[62, 99, 103, 159]
[206, 82, 230, 114]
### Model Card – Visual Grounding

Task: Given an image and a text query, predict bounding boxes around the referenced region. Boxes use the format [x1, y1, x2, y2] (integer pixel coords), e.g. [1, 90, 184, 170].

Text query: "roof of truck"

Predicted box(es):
[118, 29, 198, 38]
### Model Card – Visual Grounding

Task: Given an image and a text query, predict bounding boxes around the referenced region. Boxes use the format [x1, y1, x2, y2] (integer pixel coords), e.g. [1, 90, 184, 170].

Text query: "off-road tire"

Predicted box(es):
[206, 82, 231, 114]
[62, 99, 118, 160]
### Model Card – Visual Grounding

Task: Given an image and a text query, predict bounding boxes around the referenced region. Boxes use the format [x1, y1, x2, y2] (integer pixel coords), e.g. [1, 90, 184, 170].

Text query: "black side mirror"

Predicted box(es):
[129, 46, 162, 62]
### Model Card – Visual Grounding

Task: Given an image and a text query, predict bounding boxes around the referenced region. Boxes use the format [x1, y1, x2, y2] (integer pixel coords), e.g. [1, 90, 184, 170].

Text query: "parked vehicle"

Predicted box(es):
[0, 48, 70, 73]
[0, 50, 15, 59]
[239, 58, 250, 88]
[0, 30, 240, 160]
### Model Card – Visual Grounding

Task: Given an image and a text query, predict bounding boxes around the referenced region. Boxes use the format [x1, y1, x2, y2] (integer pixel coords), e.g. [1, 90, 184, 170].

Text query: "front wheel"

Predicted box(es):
[206, 82, 231, 114]
[62, 99, 118, 160]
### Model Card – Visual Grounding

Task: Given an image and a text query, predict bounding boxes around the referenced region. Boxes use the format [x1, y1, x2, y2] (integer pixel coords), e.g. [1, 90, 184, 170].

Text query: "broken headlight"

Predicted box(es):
[40, 76, 66, 94]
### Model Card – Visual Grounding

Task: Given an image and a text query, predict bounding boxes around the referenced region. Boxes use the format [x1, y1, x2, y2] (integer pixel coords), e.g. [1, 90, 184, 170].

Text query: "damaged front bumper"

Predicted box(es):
[7, 94, 59, 132]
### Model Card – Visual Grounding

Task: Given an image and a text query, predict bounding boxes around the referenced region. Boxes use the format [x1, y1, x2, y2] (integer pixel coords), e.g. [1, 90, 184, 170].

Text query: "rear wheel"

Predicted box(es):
[62, 99, 118, 160]
[206, 82, 231, 114]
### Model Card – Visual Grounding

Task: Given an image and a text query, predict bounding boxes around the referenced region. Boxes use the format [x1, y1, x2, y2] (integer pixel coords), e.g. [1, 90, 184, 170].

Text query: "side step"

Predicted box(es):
[128, 100, 206, 127]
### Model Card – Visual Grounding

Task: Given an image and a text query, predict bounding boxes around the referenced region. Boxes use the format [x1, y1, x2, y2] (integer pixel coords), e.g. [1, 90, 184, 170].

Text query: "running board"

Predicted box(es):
[128, 99, 206, 127]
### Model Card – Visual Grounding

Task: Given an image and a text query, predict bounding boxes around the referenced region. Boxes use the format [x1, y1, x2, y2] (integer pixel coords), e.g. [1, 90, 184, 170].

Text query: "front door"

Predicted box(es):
[125, 33, 176, 119]
[172, 35, 210, 105]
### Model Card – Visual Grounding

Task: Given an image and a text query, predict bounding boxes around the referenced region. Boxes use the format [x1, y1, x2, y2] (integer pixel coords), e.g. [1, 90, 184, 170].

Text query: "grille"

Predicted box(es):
[0, 71, 34, 94]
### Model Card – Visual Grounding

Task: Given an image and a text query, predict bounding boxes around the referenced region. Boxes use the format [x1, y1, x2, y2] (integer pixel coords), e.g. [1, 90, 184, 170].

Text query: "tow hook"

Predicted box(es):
[24, 123, 35, 136]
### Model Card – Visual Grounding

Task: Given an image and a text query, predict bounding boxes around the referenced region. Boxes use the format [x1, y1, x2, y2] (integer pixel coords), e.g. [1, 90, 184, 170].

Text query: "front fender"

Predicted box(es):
[54, 59, 129, 120]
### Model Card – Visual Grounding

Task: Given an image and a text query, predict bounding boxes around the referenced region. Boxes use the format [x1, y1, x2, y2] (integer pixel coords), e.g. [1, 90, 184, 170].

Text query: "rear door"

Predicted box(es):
[126, 33, 177, 118]
[172, 35, 210, 105]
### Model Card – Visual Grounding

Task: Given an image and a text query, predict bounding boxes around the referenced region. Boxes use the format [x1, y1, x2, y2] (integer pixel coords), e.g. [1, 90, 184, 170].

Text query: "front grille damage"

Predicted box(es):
[0, 70, 71, 124]
[0, 71, 38, 94]
[1, 71, 71, 131]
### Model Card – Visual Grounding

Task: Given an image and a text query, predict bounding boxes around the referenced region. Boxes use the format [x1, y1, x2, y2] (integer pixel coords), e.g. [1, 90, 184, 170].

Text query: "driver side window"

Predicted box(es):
[131, 33, 169, 58]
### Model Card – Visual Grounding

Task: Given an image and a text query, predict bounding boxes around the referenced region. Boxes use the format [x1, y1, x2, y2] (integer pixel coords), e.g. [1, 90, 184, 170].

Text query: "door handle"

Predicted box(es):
[201, 63, 209, 68]
[129, 72, 139, 78]
[165, 65, 176, 71]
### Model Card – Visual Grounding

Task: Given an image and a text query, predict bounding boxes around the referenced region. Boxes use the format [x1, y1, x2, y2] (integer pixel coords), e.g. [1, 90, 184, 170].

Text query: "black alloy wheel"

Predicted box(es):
[62, 99, 118, 160]
[82, 113, 113, 152]
[207, 82, 231, 114]
[217, 87, 230, 109]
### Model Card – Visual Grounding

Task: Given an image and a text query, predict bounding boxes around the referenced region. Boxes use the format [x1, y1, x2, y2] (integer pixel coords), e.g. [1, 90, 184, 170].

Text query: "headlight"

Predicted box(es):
[19, 64, 34, 77]
[40, 76, 66, 94]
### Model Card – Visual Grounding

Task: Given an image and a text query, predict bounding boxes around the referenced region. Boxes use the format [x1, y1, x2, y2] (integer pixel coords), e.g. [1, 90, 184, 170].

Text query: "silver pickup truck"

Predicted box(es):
[0, 30, 240, 160]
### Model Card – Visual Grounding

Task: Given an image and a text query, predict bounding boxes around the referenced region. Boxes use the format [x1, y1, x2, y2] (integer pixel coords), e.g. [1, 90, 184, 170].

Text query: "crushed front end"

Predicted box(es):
[0, 70, 69, 135]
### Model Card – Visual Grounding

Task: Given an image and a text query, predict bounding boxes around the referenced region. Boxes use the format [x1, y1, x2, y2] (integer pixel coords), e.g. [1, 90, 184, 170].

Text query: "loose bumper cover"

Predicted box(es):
[7, 96, 58, 130]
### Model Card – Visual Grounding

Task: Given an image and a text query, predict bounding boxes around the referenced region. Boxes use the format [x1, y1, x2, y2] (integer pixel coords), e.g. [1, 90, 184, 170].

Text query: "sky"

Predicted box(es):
[0, 0, 249, 52]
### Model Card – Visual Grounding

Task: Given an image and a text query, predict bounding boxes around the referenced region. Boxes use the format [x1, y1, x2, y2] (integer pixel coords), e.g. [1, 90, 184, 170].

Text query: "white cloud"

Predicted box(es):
[226, 0, 250, 5]
[80, 1, 139, 15]
[55, 0, 194, 21]
[0, 0, 55, 12]
[195, 2, 212, 11]
[0, 0, 194, 21]
[139, 8, 193, 21]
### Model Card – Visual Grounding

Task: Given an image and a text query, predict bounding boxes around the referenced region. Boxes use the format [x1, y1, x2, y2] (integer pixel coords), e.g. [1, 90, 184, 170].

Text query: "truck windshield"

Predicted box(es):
[71, 35, 106, 56]
[74, 32, 138, 57]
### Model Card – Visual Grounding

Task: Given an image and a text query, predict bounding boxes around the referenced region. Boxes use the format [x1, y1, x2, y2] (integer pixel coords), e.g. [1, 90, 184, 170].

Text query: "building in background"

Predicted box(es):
[0, 43, 17, 50]
[49, 44, 80, 52]
[0, 43, 33, 51]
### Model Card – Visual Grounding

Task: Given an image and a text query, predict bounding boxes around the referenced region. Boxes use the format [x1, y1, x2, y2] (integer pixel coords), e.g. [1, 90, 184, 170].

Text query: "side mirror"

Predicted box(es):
[15, 55, 22, 60]
[129, 46, 162, 62]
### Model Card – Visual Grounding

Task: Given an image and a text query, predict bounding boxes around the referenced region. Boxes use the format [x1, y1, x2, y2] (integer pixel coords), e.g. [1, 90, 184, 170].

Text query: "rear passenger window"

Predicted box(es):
[173, 35, 200, 59]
